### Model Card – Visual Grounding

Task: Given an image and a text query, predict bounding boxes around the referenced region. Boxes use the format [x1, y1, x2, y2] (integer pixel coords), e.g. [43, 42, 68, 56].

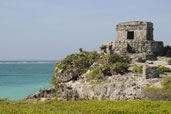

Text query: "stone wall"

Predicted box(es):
[116, 21, 153, 41]
[100, 40, 163, 56]
[143, 65, 160, 79]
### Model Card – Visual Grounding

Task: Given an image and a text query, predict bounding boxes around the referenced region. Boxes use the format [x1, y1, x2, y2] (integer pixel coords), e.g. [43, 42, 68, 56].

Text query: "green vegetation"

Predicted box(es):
[168, 59, 171, 65]
[110, 62, 129, 75]
[144, 76, 171, 101]
[99, 45, 106, 50]
[0, 100, 171, 114]
[85, 65, 106, 80]
[100, 54, 130, 64]
[90, 79, 106, 85]
[50, 75, 56, 85]
[51, 51, 101, 84]
[85, 54, 130, 82]
[132, 65, 143, 73]
[51, 50, 131, 84]
[159, 66, 171, 74]
[161, 76, 171, 90]
[55, 51, 100, 74]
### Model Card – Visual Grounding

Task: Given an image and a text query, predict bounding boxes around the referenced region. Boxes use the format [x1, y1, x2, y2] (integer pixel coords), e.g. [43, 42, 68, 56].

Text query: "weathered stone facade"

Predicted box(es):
[143, 65, 160, 79]
[100, 21, 164, 59]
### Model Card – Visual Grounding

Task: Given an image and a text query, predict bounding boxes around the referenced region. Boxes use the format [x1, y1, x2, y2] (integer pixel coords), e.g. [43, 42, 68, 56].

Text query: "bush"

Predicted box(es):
[51, 51, 101, 84]
[101, 54, 130, 64]
[144, 76, 171, 100]
[51, 75, 56, 85]
[132, 65, 143, 73]
[99, 45, 106, 50]
[0, 98, 8, 102]
[55, 51, 101, 74]
[52, 52, 131, 84]
[85, 65, 110, 80]
[159, 66, 171, 74]
[85, 66, 103, 80]
[85, 55, 130, 80]
[110, 62, 129, 75]
[168, 59, 171, 65]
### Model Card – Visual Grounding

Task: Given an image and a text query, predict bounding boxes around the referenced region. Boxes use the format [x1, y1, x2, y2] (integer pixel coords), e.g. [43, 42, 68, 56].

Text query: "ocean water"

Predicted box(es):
[0, 61, 56, 100]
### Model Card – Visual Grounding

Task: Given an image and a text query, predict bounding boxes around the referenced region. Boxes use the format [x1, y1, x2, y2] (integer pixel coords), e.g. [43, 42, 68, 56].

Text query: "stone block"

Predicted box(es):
[143, 65, 160, 79]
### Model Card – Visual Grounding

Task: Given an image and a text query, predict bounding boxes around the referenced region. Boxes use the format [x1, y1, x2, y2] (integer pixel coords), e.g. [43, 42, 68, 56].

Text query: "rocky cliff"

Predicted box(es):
[26, 49, 171, 101]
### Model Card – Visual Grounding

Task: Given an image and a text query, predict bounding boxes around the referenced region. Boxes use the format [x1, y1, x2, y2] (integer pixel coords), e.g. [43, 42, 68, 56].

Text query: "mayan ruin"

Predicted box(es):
[100, 21, 164, 60]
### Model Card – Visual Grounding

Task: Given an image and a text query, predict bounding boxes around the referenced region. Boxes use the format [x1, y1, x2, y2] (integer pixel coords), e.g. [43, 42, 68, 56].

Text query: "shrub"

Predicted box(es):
[144, 76, 171, 100]
[110, 62, 129, 75]
[52, 52, 131, 84]
[99, 45, 106, 50]
[85, 61, 129, 81]
[168, 59, 171, 65]
[85, 66, 103, 80]
[55, 51, 101, 74]
[0, 98, 8, 102]
[103, 54, 130, 64]
[159, 66, 171, 74]
[85, 65, 110, 80]
[132, 65, 143, 73]
[51, 75, 56, 85]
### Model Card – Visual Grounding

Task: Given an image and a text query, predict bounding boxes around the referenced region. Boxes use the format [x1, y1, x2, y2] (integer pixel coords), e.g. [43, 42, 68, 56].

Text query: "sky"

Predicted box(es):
[0, 0, 171, 60]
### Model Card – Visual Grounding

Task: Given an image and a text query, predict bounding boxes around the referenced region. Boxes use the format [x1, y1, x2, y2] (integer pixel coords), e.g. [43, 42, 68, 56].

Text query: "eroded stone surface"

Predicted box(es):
[143, 65, 160, 79]
[26, 74, 161, 101]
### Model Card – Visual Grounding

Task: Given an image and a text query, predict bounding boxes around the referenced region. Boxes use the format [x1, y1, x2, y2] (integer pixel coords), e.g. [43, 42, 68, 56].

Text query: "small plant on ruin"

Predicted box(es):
[110, 62, 129, 75]
[168, 59, 171, 65]
[132, 65, 143, 73]
[159, 66, 171, 74]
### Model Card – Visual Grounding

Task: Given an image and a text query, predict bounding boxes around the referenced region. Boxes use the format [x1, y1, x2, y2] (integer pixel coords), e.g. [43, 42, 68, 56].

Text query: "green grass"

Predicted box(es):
[0, 100, 171, 114]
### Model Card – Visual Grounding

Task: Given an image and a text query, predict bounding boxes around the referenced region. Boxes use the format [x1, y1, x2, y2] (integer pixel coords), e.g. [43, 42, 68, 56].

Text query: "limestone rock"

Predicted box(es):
[56, 69, 79, 82]
[26, 87, 56, 100]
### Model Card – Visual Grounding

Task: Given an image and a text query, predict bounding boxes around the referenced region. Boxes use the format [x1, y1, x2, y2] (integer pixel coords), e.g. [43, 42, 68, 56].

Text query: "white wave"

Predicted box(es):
[0, 61, 57, 64]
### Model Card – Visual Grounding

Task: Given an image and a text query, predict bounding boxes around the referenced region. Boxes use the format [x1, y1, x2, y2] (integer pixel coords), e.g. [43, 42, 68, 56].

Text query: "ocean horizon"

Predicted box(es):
[0, 60, 57, 100]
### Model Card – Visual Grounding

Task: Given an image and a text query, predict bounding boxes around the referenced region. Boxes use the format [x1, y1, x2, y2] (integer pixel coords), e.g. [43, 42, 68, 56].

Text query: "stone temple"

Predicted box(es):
[100, 21, 164, 60]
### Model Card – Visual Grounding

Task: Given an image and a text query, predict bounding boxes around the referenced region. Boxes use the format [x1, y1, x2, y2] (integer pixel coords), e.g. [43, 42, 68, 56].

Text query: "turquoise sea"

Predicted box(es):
[0, 61, 56, 100]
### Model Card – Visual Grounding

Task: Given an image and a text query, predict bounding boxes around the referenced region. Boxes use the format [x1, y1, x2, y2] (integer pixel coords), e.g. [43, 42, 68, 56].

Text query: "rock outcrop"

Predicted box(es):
[26, 56, 171, 101]
[26, 72, 163, 101]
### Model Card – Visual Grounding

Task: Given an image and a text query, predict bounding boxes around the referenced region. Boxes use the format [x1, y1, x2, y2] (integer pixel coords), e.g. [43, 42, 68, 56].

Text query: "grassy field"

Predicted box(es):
[0, 100, 171, 114]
